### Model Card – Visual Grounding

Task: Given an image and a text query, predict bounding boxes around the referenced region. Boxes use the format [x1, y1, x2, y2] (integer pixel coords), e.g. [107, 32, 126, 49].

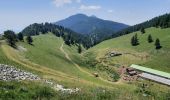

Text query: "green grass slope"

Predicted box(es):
[1, 33, 116, 88]
[87, 27, 170, 73]
[21, 33, 76, 76]
[1, 33, 144, 99]
[1, 31, 170, 99]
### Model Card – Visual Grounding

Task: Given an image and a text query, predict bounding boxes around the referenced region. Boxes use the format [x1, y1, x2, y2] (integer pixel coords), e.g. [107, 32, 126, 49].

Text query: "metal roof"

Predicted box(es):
[139, 73, 170, 86]
[130, 64, 170, 79]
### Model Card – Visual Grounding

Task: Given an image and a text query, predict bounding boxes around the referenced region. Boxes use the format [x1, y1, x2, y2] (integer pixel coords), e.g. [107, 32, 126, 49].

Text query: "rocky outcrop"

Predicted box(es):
[0, 64, 40, 81]
[45, 80, 80, 94]
[0, 64, 79, 93]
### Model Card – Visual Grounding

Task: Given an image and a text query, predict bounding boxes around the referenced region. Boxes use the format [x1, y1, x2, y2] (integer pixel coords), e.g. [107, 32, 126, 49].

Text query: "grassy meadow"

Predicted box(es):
[87, 27, 170, 73]
[0, 29, 170, 99]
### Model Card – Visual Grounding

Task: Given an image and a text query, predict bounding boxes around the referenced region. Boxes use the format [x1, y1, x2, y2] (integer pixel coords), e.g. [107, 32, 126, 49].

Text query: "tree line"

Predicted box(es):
[2, 23, 86, 53]
[114, 13, 170, 38]
[21, 23, 93, 49]
[3, 30, 33, 48]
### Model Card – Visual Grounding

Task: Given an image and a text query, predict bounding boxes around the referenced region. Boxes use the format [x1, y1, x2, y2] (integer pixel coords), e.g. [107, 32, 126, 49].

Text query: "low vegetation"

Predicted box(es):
[0, 81, 56, 100]
[1, 80, 169, 100]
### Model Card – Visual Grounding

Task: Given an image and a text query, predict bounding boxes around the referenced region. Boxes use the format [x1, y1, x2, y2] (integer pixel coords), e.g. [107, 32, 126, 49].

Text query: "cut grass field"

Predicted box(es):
[87, 27, 170, 73]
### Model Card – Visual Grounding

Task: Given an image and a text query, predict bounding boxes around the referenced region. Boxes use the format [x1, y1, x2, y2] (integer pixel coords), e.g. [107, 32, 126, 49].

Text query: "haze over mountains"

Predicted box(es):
[55, 14, 129, 35]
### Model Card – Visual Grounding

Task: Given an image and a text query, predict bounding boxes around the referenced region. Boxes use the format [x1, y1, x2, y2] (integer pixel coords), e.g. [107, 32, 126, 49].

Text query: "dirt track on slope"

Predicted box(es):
[60, 42, 121, 85]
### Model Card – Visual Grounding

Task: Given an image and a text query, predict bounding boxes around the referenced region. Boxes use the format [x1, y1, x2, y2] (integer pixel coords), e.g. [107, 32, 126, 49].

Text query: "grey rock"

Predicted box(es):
[0, 64, 40, 81]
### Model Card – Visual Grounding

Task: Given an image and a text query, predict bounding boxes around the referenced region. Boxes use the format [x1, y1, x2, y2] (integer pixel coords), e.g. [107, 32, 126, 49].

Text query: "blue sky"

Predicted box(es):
[0, 0, 170, 33]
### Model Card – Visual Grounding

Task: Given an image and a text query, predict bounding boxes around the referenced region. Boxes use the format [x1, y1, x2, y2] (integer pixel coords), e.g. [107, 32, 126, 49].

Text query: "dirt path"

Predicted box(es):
[1, 45, 96, 85]
[1, 42, 120, 88]
[60, 42, 118, 84]
[1, 44, 117, 88]
[60, 43, 93, 76]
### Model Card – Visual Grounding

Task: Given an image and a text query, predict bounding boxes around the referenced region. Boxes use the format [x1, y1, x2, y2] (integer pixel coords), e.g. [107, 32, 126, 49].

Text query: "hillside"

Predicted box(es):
[1, 0, 170, 99]
[115, 13, 170, 38]
[20, 23, 94, 48]
[1, 33, 114, 87]
[1, 31, 170, 99]
[87, 27, 170, 73]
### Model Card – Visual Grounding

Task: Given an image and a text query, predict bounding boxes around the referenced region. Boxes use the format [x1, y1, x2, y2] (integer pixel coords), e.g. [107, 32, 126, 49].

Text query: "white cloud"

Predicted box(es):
[53, 0, 80, 7]
[53, 0, 72, 7]
[79, 5, 101, 10]
[108, 10, 113, 13]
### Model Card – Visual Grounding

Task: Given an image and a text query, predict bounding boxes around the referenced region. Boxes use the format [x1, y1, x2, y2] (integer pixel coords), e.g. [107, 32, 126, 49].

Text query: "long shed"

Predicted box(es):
[130, 64, 170, 79]
[130, 64, 170, 86]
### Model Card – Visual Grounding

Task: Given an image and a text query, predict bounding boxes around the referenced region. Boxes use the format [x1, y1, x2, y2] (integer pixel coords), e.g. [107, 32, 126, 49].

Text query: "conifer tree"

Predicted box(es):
[3, 30, 17, 47]
[141, 27, 145, 34]
[78, 44, 82, 54]
[155, 38, 162, 49]
[131, 34, 139, 46]
[148, 34, 153, 43]
[26, 36, 33, 45]
[134, 34, 139, 45]
[17, 32, 24, 41]
[131, 36, 135, 46]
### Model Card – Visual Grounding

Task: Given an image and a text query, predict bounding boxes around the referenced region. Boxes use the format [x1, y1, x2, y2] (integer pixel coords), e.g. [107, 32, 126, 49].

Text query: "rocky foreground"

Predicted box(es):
[0, 64, 79, 93]
[0, 64, 40, 81]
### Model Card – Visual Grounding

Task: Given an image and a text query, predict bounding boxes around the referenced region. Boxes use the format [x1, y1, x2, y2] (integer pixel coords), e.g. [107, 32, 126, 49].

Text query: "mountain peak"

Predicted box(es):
[90, 15, 97, 18]
[70, 14, 97, 18]
[69, 13, 88, 18]
[56, 14, 129, 34]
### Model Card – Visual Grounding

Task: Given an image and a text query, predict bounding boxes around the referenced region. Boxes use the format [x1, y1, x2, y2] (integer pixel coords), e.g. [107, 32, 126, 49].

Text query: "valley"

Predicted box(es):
[0, 27, 170, 99]
[0, 1, 170, 99]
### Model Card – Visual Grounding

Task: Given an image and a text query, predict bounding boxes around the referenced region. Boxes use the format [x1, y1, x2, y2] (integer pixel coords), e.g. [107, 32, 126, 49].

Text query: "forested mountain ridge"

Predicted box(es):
[21, 23, 92, 49]
[114, 13, 170, 38]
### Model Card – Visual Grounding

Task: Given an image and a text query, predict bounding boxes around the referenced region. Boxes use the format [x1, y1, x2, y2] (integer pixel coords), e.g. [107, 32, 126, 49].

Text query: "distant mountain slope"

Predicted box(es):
[115, 13, 170, 37]
[56, 14, 129, 35]
[21, 23, 94, 48]
[88, 27, 170, 73]
[21, 22, 118, 49]
[55, 14, 129, 45]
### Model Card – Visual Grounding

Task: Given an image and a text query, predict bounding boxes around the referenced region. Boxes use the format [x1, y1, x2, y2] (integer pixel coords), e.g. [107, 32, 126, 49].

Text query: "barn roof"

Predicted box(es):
[139, 73, 170, 86]
[130, 64, 170, 79]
